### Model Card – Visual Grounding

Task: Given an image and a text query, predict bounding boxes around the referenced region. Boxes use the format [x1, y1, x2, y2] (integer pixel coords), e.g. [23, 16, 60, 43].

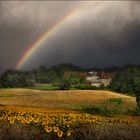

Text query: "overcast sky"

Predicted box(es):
[0, 1, 140, 72]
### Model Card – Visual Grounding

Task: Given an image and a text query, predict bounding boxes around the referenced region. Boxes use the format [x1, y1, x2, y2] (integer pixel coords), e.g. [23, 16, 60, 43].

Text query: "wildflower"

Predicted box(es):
[9, 118, 15, 124]
[33, 118, 39, 123]
[53, 126, 59, 133]
[29, 116, 33, 122]
[45, 126, 52, 133]
[67, 130, 72, 137]
[57, 130, 63, 138]
[0, 117, 3, 121]
[21, 119, 26, 124]
[7, 116, 11, 121]
[25, 119, 32, 123]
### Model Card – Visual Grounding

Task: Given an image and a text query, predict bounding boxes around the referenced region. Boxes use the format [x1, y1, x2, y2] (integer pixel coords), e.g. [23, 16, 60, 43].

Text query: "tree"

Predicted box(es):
[110, 66, 140, 113]
[32, 66, 50, 83]
[58, 79, 71, 90]
[133, 77, 140, 113]
[32, 64, 83, 84]
[0, 70, 35, 88]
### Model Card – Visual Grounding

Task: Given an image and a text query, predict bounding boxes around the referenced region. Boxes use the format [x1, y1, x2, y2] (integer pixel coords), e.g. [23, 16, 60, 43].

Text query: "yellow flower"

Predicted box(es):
[0, 117, 3, 120]
[67, 130, 72, 137]
[33, 118, 39, 123]
[8, 117, 11, 121]
[16, 116, 21, 121]
[53, 126, 59, 133]
[21, 119, 26, 124]
[45, 126, 52, 133]
[57, 130, 63, 138]
[9, 118, 15, 124]
[25, 119, 32, 124]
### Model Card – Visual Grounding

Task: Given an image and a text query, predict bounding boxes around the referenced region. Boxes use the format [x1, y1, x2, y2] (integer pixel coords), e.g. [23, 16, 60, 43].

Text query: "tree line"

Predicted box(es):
[0, 64, 82, 88]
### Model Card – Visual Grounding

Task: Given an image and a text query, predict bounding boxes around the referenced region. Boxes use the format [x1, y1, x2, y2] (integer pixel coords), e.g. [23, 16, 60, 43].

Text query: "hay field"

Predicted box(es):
[0, 89, 136, 110]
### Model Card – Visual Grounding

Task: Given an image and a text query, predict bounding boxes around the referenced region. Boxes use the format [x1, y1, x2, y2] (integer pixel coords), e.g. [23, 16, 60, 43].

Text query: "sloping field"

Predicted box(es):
[0, 89, 136, 110]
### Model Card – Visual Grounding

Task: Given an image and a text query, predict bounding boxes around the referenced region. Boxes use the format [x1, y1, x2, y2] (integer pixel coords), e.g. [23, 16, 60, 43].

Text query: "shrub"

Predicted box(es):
[81, 103, 129, 115]
[76, 84, 99, 90]
[58, 79, 70, 90]
[81, 105, 109, 115]
[107, 98, 123, 105]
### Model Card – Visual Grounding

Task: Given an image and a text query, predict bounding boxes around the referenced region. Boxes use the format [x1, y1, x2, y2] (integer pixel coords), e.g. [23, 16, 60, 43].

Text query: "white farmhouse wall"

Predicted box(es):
[101, 79, 112, 86]
[91, 82, 101, 87]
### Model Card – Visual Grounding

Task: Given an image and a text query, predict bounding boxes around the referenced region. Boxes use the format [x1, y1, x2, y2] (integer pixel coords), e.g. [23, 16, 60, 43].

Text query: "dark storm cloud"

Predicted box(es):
[0, 1, 140, 71]
[0, 24, 34, 71]
[0, 1, 79, 72]
[37, 21, 140, 69]
[27, 1, 140, 69]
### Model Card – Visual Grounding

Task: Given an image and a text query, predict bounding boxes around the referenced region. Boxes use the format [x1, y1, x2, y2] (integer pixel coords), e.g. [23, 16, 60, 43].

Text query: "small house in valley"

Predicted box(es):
[83, 71, 115, 87]
[98, 72, 114, 87]
[86, 71, 101, 87]
[63, 71, 115, 87]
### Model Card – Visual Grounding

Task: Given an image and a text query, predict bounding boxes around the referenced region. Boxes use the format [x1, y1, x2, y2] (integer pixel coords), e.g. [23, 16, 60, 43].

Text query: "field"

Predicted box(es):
[31, 83, 59, 91]
[0, 89, 136, 110]
[0, 89, 139, 140]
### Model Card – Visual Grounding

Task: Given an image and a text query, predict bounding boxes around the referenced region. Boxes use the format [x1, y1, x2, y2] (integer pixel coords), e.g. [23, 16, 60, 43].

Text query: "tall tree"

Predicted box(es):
[110, 66, 140, 113]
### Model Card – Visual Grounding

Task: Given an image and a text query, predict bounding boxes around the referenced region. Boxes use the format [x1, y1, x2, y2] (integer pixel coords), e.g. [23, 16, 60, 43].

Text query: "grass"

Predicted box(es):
[81, 105, 136, 115]
[30, 84, 59, 90]
[81, 98, 135, 115]
[106, 98, 123, 105]
[81, 105, 109, 115]
[0, 93, 14, 98]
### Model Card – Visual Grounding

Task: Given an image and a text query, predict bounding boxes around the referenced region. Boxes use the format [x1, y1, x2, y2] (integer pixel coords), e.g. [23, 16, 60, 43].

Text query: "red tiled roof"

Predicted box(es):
[63, 71, 87, 79]
[98, 72, 115, 79]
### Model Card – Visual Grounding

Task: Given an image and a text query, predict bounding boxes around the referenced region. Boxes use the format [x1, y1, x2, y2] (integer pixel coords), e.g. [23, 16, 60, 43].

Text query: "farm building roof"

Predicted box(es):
[63, 71, 87, 79]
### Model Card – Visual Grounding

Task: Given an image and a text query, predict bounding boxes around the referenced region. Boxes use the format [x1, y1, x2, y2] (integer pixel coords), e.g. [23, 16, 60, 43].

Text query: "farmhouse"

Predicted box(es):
[98, 71, 114, 87]
[86, 71, 101, 87]
[86, 71, 114, 87]
[63, 71, 114, 87]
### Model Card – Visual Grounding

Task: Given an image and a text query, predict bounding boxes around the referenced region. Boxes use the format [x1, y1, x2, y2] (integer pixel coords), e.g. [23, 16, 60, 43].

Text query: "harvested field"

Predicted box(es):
[0, 89, 136, 110]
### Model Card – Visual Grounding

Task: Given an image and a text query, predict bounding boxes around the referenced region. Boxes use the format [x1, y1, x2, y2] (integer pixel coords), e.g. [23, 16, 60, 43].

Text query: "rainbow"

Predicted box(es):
[16, 8, 77, 69]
